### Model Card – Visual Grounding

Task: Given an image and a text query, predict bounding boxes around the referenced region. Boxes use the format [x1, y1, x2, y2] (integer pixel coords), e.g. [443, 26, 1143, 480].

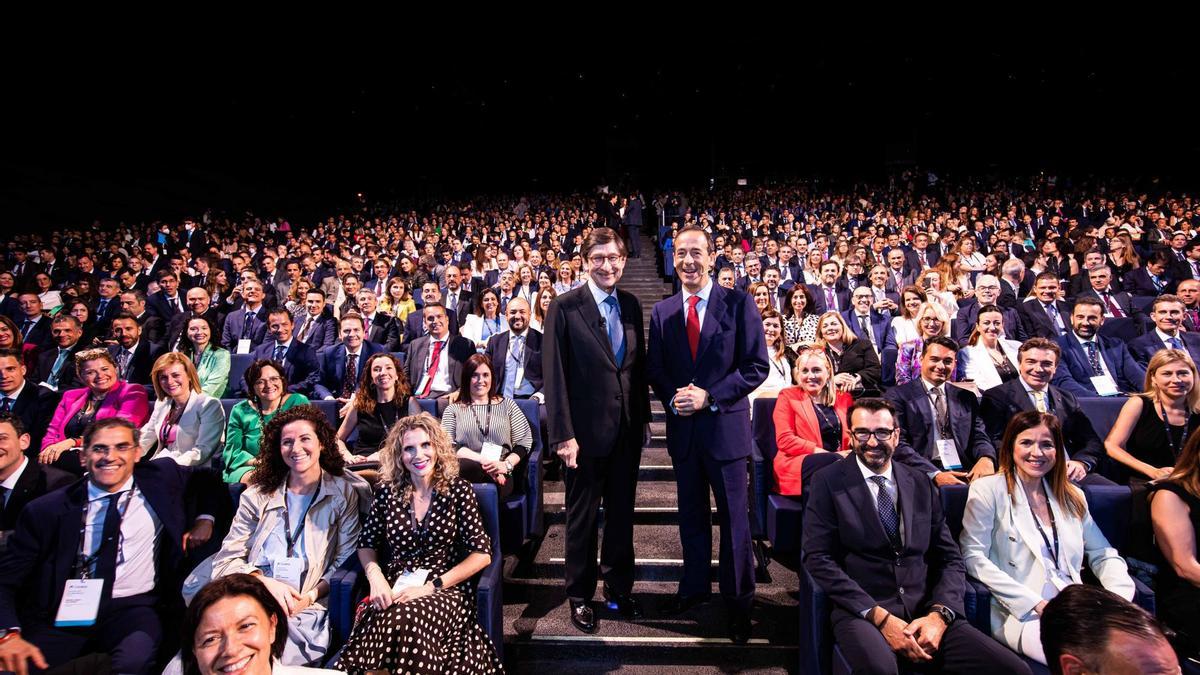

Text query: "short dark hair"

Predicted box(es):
[266, 307, 292, 323]
[180, 574, 288, 675]
[847, 397, 897, 424]
[121, 288, 148, 304]
[1040, 584, 1171, 675]
[921, 335, 959, 356]
[156, 270, 177, 283]
[1147, 251, 1171, 267]
[673, 226, 714, 255]
[82, 417, 138, 448]
[305, 287, 326, 301]
[1018, 337, 1062, 361]
[1071, 296, 1105, 313]
[110, 311, 139, 325]
[0, 412, 25, 437]
[583, 226, 628, 259]
[0, 347, 22, 363]
[1033, 271, 1061, 287]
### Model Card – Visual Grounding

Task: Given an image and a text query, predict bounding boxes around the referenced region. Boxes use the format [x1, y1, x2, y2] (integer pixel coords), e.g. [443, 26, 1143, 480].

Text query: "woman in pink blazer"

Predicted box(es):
[40, 347, 151, 473]
[772, 348, 852, 496]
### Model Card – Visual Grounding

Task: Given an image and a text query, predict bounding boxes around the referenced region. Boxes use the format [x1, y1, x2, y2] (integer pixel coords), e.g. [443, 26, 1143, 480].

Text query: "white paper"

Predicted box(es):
[937, 440, 964, 471]
[272, 557, 305, 591]
[236, 339, 252, 355]
[480, 442, 503, 462]
[391, 568, 431, 594]
[55, 579, 103, 627]
[1090, 374, 1120, 397]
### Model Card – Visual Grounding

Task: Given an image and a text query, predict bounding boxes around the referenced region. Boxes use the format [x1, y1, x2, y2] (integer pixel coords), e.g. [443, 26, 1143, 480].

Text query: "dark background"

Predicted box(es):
[4, 41, 1198, 227]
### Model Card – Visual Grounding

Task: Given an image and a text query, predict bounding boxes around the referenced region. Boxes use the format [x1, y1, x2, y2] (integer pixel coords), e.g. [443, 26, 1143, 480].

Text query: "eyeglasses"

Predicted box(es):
[588, 255, 624, 267]
[851, 428, 895, 442]
[254, 377, 283, 387]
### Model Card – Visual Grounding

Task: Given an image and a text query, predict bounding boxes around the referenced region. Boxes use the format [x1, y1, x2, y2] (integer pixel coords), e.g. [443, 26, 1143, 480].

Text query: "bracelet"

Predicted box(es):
[873, 609, 890, 629]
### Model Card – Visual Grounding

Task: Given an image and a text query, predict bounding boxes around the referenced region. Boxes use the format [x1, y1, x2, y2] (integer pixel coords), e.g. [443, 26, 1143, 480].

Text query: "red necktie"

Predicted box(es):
[686, 296, 701, 359]
[1103, 292, 1124, 318]
[419, 341, 444, 397]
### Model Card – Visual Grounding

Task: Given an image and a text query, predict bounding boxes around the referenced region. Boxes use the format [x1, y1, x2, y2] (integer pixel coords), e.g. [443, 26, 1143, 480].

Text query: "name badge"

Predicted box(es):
[1090, 374, 1120, 397]
[55, 579, 104, 627]
[236, 339, 252, 355]
[391, 568, 431, 594]
[937, 440, 964, 470]
[272, 557, 305, 591]
[480, 442, 504, 462]
[513, 365, 525, 391]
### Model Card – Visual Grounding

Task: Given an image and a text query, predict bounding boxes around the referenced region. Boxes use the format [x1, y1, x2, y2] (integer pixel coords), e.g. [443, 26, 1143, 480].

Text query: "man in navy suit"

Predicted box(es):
[1129, 294, 1200, 367]
[0, 413, 73, 534]
[249, 308, 321, 397]
[31, 315, 86, 393]
[1018, 273, 1072, 339]
[356, 290, 402, 352]
[951, 275, 1026, 345]
[485, 298, 543, 400]
[219, 279, 270, 353]
[883, 249, 917, 294]
[647, 226, 768, 644]
[883, 337, 997, 487]
[15, 294, 51, 350]
[291, 288, 338, 350]
[314, 312, 385, 401]
[809, 260, 850, 314]
[1052, 297, 1146, 397]
[1076, 266, 1136, 320]
[404, 282, 460, 344]
[145, 270, 184, 322]
[0, 349, 54, 451]
[0, 417, 220, 675]
[904, 231, 941, 273]
[843, 287, 898, 381]
[1124, 251, 1175, 296]
[802, 399, 1029, 675]
[92, 278, 124, 334]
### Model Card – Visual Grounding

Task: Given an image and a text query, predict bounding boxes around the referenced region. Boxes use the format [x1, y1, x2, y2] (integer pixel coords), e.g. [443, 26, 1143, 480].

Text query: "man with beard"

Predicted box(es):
[802, 398, 1030, 675]
[1050, 297, 1145, 398]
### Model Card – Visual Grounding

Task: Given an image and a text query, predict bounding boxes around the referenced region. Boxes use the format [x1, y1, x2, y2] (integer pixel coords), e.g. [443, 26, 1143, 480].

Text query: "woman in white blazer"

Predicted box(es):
[957, 303, 1023, 392]
[139, 352, 227, 466]
[959, 410, 1134, 665]
[460, 287, 508, 351]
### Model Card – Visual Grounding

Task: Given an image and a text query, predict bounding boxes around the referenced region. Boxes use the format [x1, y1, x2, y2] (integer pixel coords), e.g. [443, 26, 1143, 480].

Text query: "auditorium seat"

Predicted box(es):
[751, 397, 806, 553]
[414, 397, 544, 554]
[225, 353, 255, 397]
[328, 482, 504, 660]
[1098, 316, 1142, 342]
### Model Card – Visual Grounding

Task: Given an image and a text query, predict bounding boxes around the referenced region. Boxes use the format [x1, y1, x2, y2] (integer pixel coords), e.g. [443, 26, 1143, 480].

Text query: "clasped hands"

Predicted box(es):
[671, 384, 709, 416]
[259, 575, 316, 617]
[875, 608, 947, 663]
[365, 566, 434, 610]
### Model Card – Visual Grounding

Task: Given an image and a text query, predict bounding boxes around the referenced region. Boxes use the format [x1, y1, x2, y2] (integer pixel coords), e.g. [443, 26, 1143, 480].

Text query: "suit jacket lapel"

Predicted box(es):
[844, 460, 887, 545]
[696, 286, 726, 364]
[618, 291, 637, 367]
[894, 465, 918, 551]
[57, 482, 87, 574]
[576, 292, 617, 367]
[1010, 480, 1050, 564]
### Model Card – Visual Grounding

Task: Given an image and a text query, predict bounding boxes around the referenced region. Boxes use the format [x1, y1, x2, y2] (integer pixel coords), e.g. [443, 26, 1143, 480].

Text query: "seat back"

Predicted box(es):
[513, 398, 545, 538]
[752, 398, 779, 489]
[1098, 317, 1142, 342]
[799, 453, 842, 501]
[226, 353, 255, 397]
[472, 483, 503, 575]
[1078, 396, 1126, 444]
[310, 400, 341, 429]
[1081, 483, 1133, 553]
[939, 484, 970, 542]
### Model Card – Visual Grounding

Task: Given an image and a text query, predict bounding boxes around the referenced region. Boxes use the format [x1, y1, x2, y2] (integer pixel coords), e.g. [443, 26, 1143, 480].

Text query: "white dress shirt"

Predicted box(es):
[83, 477, 161, 598]
[1072, 332, 1112, 377]
[0, 457, 29, 508]
[679, 278, 713, 330]
[857, 456, 900, 544]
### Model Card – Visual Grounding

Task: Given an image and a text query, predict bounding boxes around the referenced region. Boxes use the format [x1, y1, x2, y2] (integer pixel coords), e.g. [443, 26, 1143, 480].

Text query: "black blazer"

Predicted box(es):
[146, 291, 185, 322]
[31, 343, 86, 392]
[952, 300, 1026, 345]
[828, 340, 882, 397]
[1018, 298, 1071, 339]
[250, 339, 321, 396]
[980, 379, 1104, 471]
[166, 307, 226, 352]
[542, 284, 650, 457]
[1076, 288, 1136, 320]
[801, 456, 966, 622]
[108, 340, 164, 386]
[485, 329, 544, 395]
[18, 316, 52, 350]
[365, 313, 402, 352]
[883, 379, 996, 472]
[0, 460, 74, 531]
[0, 459, 225, 629]
[8, 383, 54, 452]
[135, 312, 167, 350]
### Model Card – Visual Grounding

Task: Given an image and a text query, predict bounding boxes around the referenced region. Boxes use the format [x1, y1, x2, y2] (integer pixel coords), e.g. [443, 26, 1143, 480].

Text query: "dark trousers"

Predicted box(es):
[459, 456, 519, 500]
[25, 593, 162, 675]
[832, 613, 1032, 675]
[627, 228, 642, 258]
[563, 429, 640, 601]
[673, 451, 755, 611]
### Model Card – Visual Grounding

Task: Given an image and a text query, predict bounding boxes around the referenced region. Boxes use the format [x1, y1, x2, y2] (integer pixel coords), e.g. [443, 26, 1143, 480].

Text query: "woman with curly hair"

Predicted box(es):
[337, 353, 412, 461]
[193, 406, 361, 668]
[335, 414, 501, 674]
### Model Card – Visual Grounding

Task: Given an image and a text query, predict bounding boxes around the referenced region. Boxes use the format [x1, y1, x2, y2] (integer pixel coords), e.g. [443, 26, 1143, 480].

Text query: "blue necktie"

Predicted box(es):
[273, 343, 287, 362]
[603, 296, 625, 363]
[1170, 336, 1183, 351]
[503, 335, 524, 398]
[0, 397, 11, 412]
[241, 312, 255, 339]
[869, 475, 901, 548]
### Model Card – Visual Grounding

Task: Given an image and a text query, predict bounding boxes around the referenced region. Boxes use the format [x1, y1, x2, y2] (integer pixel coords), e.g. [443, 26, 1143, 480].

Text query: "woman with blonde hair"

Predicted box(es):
[378, 277, 416, 322]
[922, 262, 965, 315]
[814, 311, 882, 397]
[1105, 348, 1200, 483]
[771, 348, 852, 495]
[335, 414, 501, 674]
[1107, 232, 1141, 287]
[895, 301, 953, 386]
[139, 352, 226, 466]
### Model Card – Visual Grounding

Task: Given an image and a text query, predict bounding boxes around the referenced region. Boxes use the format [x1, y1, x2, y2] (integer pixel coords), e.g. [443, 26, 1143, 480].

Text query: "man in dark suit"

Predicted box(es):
[1077, 266, 1136, 320]
[405, 303, 474, 400]
[108, 313, 164, 386]
[291, 288, 338, 351]
[219, 279, 270, 353]
[0, 413, 73, 533]
[314, 313, 386, 401]
[31, 314, 86, 393]
[884, 337, 998, 487]
[92, 278, 123, 334]
[951, 275, 1026, 345]
[1178, 279, 1200, 332]
[0, 349, 54, 452]
[15, 293, 51, 350]
[543, 228, 650, 634]
[486, 298, 544, 401]
[1129, 294, 1200, 367]
[249, 308, 321, 397]
[119, 290, 166, 350]
[647, 226, 768, 644]
[904, 232, 941, 273]
[404, 283, 460, 344]
[809, 260, 850, 314]
[183, 219, 209, 257]
[733, 256, 763, 293]
[1052, 297, 1146, 397]
[981, 338, 1107, 484]
[802, 398, 1029, 674]
[883, 249, 917, 294]
[1018, 273, 1072, 339]
[356, 290, 402, 352]
[842, 288, 897, 361]
[37, 248, 66, 289]
[0, 417, 220, 675]
[8, 251, 39, 285]
[145, 270, 185, 322]
[440, 265, 474, 324]
[1124, 251, 1175, 296]
[165, 286, 226, 352]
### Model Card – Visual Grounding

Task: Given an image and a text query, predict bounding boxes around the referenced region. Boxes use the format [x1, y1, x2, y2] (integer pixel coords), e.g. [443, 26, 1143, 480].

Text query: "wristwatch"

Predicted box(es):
[432, 576, 444, 590]
[503, 458, 514, 476]
[931, 604, 956, 625]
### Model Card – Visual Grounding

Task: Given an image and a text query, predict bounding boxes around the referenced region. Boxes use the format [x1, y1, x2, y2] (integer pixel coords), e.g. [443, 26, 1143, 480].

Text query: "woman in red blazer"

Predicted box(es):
[772, 348, 852, 496]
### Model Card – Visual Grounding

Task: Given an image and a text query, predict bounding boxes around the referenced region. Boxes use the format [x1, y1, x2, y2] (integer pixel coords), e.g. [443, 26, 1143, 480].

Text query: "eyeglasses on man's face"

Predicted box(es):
[851, 428, 895, 442]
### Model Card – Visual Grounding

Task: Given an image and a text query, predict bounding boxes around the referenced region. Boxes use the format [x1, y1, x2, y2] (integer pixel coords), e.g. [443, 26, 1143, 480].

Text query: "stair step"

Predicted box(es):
[527, 523, 722, 580]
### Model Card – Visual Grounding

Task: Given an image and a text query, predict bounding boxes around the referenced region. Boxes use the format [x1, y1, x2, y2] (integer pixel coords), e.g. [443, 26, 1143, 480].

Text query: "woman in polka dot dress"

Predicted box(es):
[336, 414, 503, 674]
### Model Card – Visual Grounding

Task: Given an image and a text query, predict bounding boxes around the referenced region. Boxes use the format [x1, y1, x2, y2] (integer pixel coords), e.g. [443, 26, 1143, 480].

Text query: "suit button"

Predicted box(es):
[895, 559, 902, 567]
[615, 394, 623, 400]
[898, 587, 906, 595]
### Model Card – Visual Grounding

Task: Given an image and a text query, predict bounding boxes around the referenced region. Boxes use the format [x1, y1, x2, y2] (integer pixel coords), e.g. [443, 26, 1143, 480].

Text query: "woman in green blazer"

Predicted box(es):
[181, 315, 233, 398]
[222, 359, 309, 483]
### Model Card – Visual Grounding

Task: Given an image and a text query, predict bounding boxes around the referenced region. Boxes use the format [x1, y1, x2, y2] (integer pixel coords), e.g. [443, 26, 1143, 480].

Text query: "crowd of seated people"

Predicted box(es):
[6, 176, 1200, 670]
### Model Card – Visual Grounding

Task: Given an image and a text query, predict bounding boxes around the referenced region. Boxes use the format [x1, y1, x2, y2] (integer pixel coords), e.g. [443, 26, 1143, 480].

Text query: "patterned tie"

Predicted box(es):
[1169, 336, 1184, 351]
[272, 343, 287, 363]
[1102, 292, 1124, 318]
[1192, 261, 1200, 280]
[869, 475, 901, 548]
[118, 349, 132, 379]
[603, 296, 624, 362]
[20, 319, 33, 337]
[825, 287, 834, 310]
[98, 298, 109, 316]
[241, 311, 255, 339]
[343, 352, 358, 397]
[931, 387, 949, 435]
[0, 398, 11, 412]
[1033, 390, 1048, 413]
[419, 341, 444, 397]
[1045, 303, 1064, 334]
[1084, 341, 1104, 376]
[686, 295, 701, 360]
[169, 297, 179, 313]
[297, 316, 313, 343]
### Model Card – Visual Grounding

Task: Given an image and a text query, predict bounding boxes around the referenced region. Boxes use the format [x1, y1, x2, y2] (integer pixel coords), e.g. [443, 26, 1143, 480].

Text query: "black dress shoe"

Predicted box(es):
[728, 612, 752, 644]
[661, 593, 712, 616]
[569, 599, 598, 634]
[603, 586, 644, 620]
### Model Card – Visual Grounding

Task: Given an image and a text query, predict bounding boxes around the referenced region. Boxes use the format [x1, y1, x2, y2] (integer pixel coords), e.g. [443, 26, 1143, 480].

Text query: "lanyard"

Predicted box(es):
[76, 484, 136, 579]
[1159, 399, 1192, 460]
[471, 402, 494, 438]
[282, 485, 319, 558]
[1027, 485, 1060, 572]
